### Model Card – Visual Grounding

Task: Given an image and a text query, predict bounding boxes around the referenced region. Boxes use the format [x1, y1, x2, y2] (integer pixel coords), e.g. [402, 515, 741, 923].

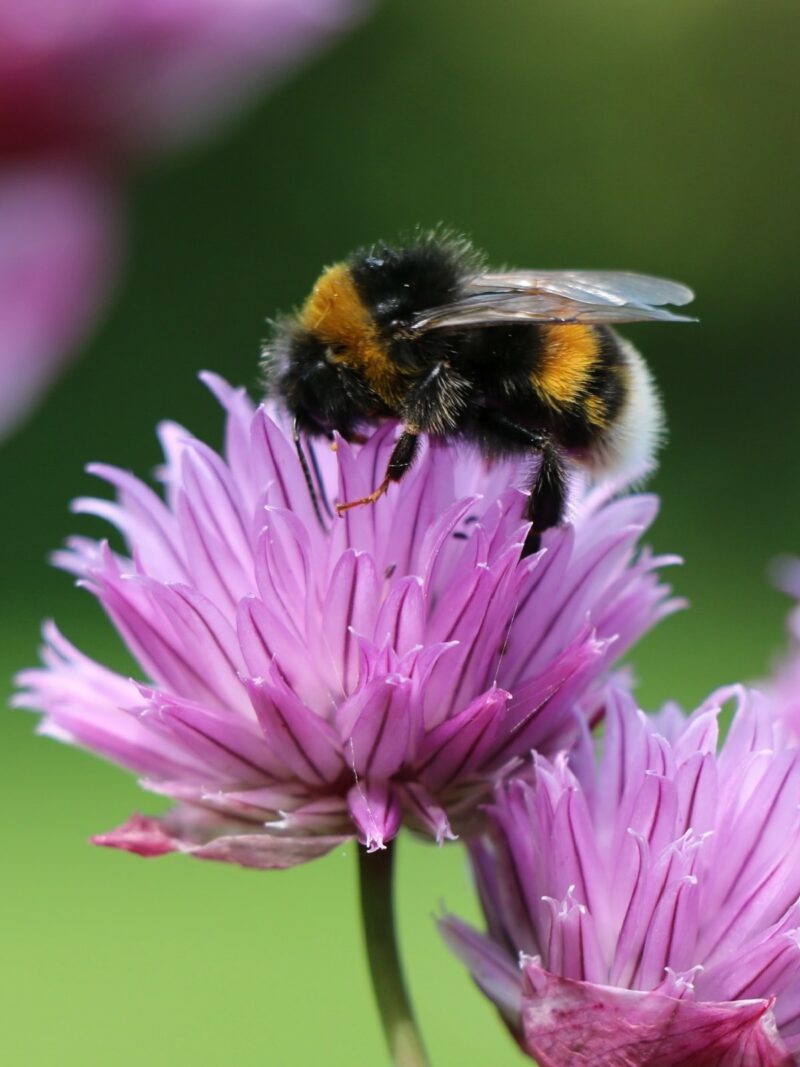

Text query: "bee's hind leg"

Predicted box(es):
[335, 429, 419, 513]
[523, 438, 567, 556]
[474, 411, 566, 556]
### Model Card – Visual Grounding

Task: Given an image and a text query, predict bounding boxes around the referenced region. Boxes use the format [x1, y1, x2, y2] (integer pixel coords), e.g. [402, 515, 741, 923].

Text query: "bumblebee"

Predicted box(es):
[262, 233, 694, 555]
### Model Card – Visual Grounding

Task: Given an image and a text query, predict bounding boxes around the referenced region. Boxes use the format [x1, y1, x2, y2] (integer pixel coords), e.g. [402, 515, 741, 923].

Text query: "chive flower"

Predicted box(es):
[442, 685, 800, 1066]
[15, 375, 676, 869]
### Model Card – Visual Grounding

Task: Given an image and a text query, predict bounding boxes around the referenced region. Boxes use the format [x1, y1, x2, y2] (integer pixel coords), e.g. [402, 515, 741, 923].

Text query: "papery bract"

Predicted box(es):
[441, 685, 800, 1065]
[16, 375, 677, 869]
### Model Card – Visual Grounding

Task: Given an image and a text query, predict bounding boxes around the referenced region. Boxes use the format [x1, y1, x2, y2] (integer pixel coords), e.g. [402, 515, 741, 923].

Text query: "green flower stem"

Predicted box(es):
[358, 843, 431, 1067]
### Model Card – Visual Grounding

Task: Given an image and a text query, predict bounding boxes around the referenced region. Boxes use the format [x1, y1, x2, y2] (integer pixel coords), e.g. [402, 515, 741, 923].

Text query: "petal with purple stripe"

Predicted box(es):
[347, 781, 402, 852]
[244, 673, 343, 787]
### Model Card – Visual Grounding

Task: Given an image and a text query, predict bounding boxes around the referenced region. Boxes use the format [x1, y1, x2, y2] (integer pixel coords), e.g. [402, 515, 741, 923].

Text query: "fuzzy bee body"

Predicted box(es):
[263, 234, 692, 554]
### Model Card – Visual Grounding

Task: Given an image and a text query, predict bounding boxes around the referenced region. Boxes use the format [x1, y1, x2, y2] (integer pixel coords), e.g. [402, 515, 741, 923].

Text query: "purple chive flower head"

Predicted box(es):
[16, 375, 677, 870]
[442, 685, 800, 1066]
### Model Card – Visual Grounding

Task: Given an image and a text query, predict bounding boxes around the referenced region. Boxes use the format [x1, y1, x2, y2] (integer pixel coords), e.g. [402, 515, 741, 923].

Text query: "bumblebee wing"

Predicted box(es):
[466, 270, 694, 306]
[410, 270, 696, 331]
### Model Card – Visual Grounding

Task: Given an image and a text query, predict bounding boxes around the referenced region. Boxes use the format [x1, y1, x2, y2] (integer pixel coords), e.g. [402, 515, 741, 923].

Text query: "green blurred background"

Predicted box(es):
[3, 2, 800, 1063]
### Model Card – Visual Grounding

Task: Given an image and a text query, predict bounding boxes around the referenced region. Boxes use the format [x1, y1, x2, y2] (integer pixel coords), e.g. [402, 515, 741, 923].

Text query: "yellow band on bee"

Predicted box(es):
[583, 394, 608, 429]
[531, 325, 600, 412]
[298, 263, 402, 405]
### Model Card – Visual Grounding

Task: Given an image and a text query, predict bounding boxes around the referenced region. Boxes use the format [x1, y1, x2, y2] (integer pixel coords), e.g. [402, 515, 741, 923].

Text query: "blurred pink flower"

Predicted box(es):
[442, 685, 800, 1066]
[0, 165, 120, 436]
[0, 0, 370, 437]
[762, 558, 800, 738]
[15, 376, 678, 869]
[0, 0, 369, 158]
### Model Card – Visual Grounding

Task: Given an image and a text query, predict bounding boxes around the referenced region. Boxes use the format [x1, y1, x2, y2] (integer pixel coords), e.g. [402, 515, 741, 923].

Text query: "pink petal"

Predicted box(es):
[488, 632, 607, 764]
[318, 549, 380, 695]
[198, 372, 257, 495]
[340, 674, 413, 779]
[137, 686, 283, 783]
[417, 688, 509, 791]
[332, 427, 395, 557]
[439, 916, 522, 1027]
[347, 781, 402, 852]
[93, 560, 247, 712]
[236, 595, 329, 712]
[175, 484, 250, 612]
[396, 782, 456, 844]
[16, 622, 202, 779]
[81, 463, 188, 582]
[378, 442, 457, 580]
[263, 796, 351, 836]
[250, 410, 324, 531]
[244, 672, 344, 787]
[179, 444, 254, 589]
[143, 779, 311, 821]
[254, 510, 313, 635]
[373, 576, 426, 655]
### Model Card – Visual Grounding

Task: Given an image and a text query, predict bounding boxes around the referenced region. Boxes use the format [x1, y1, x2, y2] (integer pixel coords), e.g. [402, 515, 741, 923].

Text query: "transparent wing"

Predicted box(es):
[410, 269, 696, 331]
[466, 270, 694, 306]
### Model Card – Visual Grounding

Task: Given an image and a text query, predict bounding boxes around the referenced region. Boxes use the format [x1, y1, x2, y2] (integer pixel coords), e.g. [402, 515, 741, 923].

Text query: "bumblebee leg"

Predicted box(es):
[307, 438, 334, 521]
[293, 420, 328, 531]
[336, 430, 419, 513]
[474, 411, 566, 556]
[523, 439, 567, 556]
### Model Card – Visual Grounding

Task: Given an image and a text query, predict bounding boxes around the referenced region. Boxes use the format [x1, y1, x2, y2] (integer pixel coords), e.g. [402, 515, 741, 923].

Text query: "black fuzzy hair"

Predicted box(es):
[348, 228, 485, 331]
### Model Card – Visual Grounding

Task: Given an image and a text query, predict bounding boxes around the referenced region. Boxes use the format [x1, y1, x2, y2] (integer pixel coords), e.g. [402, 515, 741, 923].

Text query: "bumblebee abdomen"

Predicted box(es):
[532, 325, 599, 408]
[527, 325, 626, 442]
[531, 326, 621, 416]
[564, 330, 664, 481]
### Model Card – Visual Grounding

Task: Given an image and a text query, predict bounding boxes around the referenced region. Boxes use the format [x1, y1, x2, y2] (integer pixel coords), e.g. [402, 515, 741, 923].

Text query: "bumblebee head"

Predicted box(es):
[263, 325, 383, 440]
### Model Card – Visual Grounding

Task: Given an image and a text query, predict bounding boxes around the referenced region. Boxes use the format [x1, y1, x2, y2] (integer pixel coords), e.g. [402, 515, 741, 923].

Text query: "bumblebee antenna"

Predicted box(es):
[307, 438, 334, 521]
[293, 419, 327, 531]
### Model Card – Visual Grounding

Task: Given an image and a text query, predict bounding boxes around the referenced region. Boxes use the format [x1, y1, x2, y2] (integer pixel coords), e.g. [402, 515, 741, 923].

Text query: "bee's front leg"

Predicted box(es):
[335, 429, 419, 513]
